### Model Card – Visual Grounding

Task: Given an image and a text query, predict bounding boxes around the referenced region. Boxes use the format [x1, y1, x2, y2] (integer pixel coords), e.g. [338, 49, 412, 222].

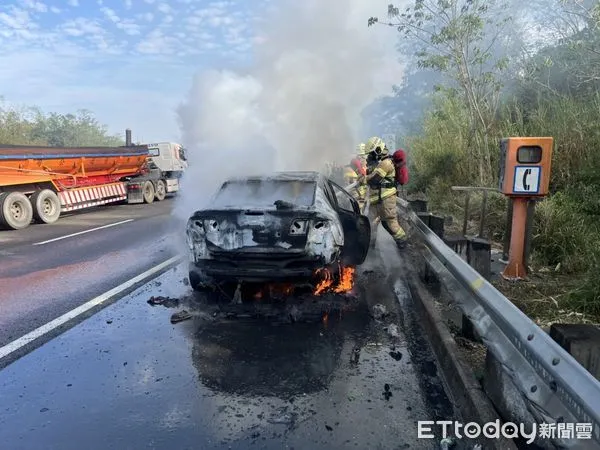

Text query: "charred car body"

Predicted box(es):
[186, 171, 371, 290]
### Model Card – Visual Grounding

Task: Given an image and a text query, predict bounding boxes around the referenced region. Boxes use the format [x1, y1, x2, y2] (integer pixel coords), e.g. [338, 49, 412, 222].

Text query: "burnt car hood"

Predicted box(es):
[187, 205, 342, 254]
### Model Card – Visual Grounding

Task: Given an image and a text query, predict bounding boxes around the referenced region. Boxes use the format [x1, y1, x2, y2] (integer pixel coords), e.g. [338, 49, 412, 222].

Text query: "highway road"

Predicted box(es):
[0, 198, 182, 355]
[0, 199, 469, 449]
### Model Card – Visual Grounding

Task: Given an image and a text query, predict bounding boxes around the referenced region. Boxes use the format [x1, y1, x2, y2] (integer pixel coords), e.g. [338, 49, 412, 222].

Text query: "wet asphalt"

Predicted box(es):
[0, 199, 181, 349]
[0, 234, 468, 450]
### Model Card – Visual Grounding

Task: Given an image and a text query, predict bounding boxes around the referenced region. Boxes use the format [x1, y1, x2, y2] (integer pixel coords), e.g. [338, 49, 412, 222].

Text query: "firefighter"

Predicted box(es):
[343, 157, 367, 209]
[361, 136, 407, 249]
[356, 142, 367, 163]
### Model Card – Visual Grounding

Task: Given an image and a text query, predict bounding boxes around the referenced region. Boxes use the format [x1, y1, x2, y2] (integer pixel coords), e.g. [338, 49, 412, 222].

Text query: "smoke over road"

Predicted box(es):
[174, 0, 403, 219]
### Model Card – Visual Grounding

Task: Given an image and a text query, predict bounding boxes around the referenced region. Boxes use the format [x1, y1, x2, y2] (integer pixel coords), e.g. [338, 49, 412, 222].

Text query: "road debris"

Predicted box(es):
[440, 437, 455, 449]
[350, 345, 361, 364]
[147, 296, 179, 308]
[383, 383, 392, 400]
[267, 407, 298, 425]
[170, 310, 192, 324]
[371, 303, 387, 320]
[389, 351, 403, 361]
[386, 323, 400, 338]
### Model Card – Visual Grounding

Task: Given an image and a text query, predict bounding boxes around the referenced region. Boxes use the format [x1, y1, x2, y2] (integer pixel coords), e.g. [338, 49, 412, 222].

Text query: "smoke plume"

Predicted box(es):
[174, 0, 403, 219]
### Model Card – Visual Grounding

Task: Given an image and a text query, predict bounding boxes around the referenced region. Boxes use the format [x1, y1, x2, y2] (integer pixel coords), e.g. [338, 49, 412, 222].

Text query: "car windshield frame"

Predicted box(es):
[209, 178, 317, 209]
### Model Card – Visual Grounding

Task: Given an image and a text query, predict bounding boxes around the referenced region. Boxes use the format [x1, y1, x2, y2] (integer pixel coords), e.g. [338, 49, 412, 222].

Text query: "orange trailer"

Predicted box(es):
[0, 130, 187, 230]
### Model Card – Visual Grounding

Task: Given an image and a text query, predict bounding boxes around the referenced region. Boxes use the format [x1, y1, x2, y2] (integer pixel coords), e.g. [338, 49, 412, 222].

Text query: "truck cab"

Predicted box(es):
[146, 142, 188, 177]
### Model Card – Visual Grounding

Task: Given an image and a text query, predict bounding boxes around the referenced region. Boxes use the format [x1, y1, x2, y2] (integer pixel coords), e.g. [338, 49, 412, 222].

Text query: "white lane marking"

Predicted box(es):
[32, 219, 134, 246]
[0, 256, 182, 361]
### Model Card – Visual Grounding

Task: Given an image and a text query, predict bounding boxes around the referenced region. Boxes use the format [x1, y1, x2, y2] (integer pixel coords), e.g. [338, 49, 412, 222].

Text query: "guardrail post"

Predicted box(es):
[466, 237, 492, 281]
[408, 199, 427, 213]
[461, 237, 491, 342]
[550, 324, 600, 381]
[416, 212, 446, 292]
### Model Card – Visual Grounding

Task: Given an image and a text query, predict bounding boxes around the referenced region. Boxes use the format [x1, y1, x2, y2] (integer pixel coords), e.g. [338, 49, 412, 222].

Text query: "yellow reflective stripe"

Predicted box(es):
[373, 168, 386, 177]
[393, 228, 406, 239]
[369, 188, 397, 202]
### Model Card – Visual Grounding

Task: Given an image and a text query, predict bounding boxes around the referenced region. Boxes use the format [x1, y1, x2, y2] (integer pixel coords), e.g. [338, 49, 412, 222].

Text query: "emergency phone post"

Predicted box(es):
[498, 137, 554, 280]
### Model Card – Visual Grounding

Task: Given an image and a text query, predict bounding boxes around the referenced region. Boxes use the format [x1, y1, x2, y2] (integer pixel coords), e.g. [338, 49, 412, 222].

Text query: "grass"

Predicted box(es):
[492, 272, 598, 326]
[402, 88, 600, 324]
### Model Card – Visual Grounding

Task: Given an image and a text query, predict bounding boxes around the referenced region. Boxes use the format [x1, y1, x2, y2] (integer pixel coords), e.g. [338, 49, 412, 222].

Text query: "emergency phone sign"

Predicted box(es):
[513, 166, 541, 194]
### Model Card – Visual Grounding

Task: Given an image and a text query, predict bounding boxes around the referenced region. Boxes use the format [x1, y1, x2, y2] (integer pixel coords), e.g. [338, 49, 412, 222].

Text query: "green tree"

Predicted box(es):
[369, 0, 513, 184]
[30, 110, 123, 147]
[0, 98, 123, 147]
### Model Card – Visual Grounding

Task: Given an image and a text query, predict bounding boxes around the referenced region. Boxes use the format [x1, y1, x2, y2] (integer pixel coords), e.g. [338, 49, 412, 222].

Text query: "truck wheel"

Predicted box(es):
[31, 189, 61, 224]
[155, 180, 166, 201]
[0, 192, 33, 230]
[142, 181, 155, 204]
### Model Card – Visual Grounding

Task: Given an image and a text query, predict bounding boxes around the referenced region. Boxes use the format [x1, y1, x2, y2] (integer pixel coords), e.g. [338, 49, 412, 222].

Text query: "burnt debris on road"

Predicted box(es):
[0, 248, 465, 449]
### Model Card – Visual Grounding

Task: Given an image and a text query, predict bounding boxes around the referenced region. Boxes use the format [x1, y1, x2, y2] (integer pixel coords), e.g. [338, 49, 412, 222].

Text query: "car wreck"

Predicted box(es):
[186, 171, 371, 293]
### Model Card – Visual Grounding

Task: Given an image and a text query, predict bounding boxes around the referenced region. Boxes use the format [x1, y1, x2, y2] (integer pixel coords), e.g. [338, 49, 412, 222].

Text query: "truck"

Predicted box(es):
[0, 129, 188, 230]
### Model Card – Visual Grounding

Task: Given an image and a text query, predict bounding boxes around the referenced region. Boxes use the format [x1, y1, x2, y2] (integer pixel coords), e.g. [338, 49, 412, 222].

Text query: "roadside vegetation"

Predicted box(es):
[370, 0, 600, 321]
[0, 98, 123, 147]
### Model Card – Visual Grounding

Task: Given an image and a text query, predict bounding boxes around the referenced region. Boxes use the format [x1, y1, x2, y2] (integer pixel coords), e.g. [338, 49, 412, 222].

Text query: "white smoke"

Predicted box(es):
[174, 0, 404, 220]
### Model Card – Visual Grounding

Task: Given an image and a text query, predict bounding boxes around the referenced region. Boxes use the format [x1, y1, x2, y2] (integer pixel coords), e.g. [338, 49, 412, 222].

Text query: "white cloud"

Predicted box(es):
[118, 20, 141, 36]
[157, 3, 172, 14]
[138, 12, 154, 22]
[136, 29, 172, 54]
[0, 0, 265, 142]
[100, 7, 140, 36]
[101, 7, 119, 23]
[0, 7, 35, 29]
[20, 0, 48, 13]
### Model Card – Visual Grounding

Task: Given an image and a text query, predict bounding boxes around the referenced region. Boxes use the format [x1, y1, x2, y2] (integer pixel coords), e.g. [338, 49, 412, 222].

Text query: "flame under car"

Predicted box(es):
[186, 171, 371, 290]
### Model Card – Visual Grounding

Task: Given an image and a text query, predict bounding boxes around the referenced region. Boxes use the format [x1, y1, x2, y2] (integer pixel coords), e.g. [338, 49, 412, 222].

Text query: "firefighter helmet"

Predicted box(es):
[365, 136, 388, 157]
[356, 142, 367, 157]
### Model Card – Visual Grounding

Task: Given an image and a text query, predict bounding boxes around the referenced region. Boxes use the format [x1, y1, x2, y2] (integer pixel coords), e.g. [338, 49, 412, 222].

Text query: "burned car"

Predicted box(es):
[186, 171, 371, 290]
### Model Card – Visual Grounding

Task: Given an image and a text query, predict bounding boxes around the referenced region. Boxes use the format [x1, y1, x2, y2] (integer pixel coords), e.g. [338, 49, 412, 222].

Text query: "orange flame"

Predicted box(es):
[253, 283, 295, 300]
[313, 265, 356, 295]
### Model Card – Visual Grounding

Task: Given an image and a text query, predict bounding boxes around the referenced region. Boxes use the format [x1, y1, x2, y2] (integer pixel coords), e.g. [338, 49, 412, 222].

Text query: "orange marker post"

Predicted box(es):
[497, 137, 554, 281]
[502, 197, 528, 280]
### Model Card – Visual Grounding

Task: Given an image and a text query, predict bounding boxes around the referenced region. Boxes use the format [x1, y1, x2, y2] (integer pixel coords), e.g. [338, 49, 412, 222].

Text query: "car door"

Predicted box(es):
[327, 180, 371, 265]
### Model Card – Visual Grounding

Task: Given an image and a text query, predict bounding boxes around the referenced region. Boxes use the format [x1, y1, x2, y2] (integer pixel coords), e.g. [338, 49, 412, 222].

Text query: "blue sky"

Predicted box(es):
[0, 0, 266, 142]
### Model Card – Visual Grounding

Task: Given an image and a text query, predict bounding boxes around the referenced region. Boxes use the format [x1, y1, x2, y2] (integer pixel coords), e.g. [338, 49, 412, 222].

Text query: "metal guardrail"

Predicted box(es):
[395, 197, 600, 449]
